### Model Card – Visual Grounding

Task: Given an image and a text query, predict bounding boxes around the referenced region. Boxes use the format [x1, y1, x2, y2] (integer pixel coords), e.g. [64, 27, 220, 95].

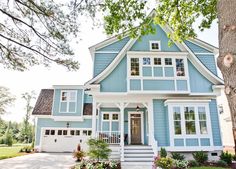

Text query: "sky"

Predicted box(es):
[0, 16, 219, 123]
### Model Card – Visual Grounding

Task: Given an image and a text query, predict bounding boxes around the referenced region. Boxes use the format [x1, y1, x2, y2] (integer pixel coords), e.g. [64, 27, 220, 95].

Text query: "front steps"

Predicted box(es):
[122, 145, 155, 169]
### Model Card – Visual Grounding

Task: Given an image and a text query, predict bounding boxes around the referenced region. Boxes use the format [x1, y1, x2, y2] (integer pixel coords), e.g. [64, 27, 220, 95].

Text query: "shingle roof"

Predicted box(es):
[32, 89, 54, 115]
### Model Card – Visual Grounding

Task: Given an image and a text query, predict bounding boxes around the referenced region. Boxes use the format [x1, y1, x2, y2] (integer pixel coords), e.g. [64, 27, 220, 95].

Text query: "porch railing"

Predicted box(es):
[96, 131, 120, 144]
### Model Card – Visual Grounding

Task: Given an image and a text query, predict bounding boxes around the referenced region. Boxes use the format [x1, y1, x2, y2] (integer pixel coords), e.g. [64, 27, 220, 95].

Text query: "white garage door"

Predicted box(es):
[41, 128, 92, 152]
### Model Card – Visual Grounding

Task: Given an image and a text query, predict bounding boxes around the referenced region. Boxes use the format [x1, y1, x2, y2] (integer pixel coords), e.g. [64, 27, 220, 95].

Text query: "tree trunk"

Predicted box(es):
[217, 0, 236, 154]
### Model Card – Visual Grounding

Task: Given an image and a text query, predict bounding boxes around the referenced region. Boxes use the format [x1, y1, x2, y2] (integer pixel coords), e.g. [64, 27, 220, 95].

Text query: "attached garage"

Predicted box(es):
[41, 128, 92, 152]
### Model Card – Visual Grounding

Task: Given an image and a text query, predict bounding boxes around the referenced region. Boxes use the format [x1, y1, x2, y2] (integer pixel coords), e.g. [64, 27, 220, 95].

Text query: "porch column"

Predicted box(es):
[120, 103, 125, 161]
[148, 101, 154, 144]
[92, 99, 97, 138]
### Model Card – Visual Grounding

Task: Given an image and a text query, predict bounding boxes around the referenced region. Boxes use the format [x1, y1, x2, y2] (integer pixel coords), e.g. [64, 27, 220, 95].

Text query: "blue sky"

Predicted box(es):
[0, 18, 219, 122]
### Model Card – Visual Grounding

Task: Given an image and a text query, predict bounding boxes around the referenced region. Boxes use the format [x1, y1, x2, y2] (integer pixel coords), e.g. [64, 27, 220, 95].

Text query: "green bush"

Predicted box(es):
[220, 151, 233, 165]
[19, 146, 33, 153]
[160, 147, 167, 158]
[171, 152, 185, 160]
[155, 157, 173, 169]
[188, 160, 199, 167]
[87, 138, 111, 162]
[192, 151, 208, 165]
[173, 159, 189, 169]
[73, 150, 85, 162]
[217, 160, 228, 167]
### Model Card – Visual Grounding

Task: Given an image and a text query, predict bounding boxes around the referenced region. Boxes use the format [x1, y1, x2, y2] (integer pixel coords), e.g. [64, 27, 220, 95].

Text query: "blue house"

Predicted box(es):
[33, 20, 223, 167]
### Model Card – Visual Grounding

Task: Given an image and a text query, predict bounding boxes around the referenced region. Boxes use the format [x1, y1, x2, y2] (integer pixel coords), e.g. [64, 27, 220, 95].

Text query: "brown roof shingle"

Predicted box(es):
[32, 89, 54, 115]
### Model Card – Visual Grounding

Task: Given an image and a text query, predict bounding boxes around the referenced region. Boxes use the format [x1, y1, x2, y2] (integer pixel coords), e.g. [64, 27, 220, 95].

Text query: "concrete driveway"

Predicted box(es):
[0, 153, 76, 169]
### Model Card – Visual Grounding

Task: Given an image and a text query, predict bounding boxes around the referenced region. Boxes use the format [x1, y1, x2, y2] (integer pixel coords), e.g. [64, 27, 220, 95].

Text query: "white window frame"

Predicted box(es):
[59, 90, 77, 113]
[101, 112, 120, 132]
[167, 101, 213, 148]
[149, 41, 161, 51]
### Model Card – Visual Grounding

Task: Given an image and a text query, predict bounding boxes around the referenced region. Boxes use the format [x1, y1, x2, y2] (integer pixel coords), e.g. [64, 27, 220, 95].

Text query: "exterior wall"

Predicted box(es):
[52, 89, 84, 116]
[100, 56, 127, 92]
[130, 25, 180, 52]
[84, 94, 93, 103]
[209, 99, 222, 146]
[35, 118, 92, 146]
[185, 40, 211, 53]
[153, 99, 170, 146]
[188, 60, 213, 93]
[94, 37, 130, 77]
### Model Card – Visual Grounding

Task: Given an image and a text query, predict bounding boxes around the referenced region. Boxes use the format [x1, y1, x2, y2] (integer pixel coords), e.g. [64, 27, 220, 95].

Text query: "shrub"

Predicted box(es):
[171, 152, 185, 160]
[188, 160, 199, 167]
[220, 151, 233, 165]
[217, 160, 228, 167]
[73, 150, 85, 162]
[192, 151, 208, 165]
[87, 138, 111, 162]
[155, 157, 173, 169]
[173, 159, 189, 169]
[160, 147, 167, 158]
[5, 134, 13, 146]
[19, 146, 33, 153]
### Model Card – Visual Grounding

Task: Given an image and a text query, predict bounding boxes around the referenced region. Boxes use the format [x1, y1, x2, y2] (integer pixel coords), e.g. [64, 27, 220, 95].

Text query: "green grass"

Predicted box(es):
[0, 144, 30, 160]
[190, 167, 229, 169]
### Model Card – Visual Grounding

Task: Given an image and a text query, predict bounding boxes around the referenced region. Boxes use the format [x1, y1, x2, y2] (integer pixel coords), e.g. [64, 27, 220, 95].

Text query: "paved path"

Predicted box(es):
[0, 153, 76, 169]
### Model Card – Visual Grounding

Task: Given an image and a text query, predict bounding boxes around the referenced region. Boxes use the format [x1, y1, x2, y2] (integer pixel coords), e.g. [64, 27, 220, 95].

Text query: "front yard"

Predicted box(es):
[0, 144, 31, 160]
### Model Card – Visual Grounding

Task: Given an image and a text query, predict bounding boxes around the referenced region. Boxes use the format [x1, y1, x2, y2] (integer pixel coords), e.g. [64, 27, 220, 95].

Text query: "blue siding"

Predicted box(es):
[100, 57, 127, 92]
[142, 67, 152, 76]
[98, 37, 130, 51]
[200, 138, 210, 146]
[143, 80, 175, 91]
[53, 89, 83, 116]
[130, 25, 180, 52]
[153, 100, 170, 146]
[209, 99, 222, 146]
[186, 138, 199, 146]
[35, 118, 92, 146]
[153, 67, 163, 77]
[176, 80, 188, 91]
[174, 139, 184, 146]
[185, 40, 211, 53]
[164, 67, 174, 77]
[188, 60, 213, 93]
[130, 79, 141, 91]
[196, 54, 217, 76]
[94, 53, 117, 77]
[84, 94, 93, 103]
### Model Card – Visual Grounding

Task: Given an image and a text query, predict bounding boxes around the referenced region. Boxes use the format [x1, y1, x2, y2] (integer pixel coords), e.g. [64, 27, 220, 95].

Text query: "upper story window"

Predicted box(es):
[165, 58, 172, 65]
[150, 41, 161, 51]
[176, 59, 185, 76]
[143, 57, 151, 65]
[60, 90, 77, 113]
[131, 58, 139, 76]
[154, 58, 161, 65]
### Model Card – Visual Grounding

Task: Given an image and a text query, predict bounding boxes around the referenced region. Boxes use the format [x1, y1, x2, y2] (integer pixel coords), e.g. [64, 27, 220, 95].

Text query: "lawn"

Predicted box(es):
[0, 144, 30, 160]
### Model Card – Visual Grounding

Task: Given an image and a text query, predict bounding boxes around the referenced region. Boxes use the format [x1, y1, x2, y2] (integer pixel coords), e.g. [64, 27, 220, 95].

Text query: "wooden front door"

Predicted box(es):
[130, 114, 142, 144]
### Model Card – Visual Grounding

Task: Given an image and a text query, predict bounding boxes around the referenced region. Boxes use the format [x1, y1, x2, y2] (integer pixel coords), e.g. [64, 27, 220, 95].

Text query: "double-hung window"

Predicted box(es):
[60, 90, 77, 113]
[130, 58, 140, 76]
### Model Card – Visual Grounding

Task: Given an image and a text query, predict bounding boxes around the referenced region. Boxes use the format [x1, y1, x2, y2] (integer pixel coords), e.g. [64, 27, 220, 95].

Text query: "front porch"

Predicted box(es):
[91, 99, 158, 161]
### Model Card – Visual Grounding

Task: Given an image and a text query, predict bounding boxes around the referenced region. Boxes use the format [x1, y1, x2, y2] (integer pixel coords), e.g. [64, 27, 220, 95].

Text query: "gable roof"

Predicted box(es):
[32, 89, 54, 115]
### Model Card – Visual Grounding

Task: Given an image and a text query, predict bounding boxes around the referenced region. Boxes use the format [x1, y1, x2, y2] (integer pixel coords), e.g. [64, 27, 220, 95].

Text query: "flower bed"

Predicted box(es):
[71, 160, 121, 169]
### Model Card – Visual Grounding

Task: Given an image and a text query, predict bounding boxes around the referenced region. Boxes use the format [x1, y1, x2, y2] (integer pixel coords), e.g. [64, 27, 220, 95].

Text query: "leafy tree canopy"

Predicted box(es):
[0, 86, 15, 115]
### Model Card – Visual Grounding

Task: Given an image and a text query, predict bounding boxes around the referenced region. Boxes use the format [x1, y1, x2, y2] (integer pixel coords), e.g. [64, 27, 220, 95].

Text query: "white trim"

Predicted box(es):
[52, 116, 83, 121]
[53, 85, 84, 89]
[127, 51, 188, 56]
[160, 146, 223, 152]
[149, 40, 161, 51]
[59, 90, 77, 113]
[164, 99, 211, 106]
[128, 111, 144, 144]
[194, 53, 215, 55]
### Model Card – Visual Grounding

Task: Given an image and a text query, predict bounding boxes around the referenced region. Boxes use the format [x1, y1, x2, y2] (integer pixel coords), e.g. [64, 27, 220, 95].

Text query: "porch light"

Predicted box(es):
[136, 106, 140, 112]
[66, 122, 70, 128]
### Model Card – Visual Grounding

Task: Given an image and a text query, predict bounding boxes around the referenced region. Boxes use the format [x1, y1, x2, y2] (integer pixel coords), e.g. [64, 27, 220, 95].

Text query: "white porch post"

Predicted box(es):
[119, 103, 125, 161]
[92, 99, 97, 138]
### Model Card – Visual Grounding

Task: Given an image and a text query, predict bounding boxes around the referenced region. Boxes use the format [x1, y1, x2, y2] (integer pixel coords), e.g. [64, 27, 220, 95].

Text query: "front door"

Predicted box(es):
[130, 114, 142, 144]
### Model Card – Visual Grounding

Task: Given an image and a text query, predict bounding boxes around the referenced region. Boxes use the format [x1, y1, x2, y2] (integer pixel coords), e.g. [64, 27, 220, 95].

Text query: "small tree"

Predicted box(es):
[87, 138, 111, 162]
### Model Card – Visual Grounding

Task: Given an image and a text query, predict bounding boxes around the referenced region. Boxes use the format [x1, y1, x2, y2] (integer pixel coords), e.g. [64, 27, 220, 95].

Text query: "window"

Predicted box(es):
[154, 58, 161, 65]
[143, 57, 151, 65]
[60, 90, 77, 113]
[173, 107, 181, 135]
[58, 130, 62, 135]
[63, 130, 67, 135]
[165, 58, 172, 65]
[176, 59, 185, 76]
[45, 130, 50, 135]
[50, 130, 55, 135]
[184, 107, 196, 134]
[88, 130, 92, 136]
[103, 114, 109, 120]
[150, 41, 160, 51]
[130, 58, 140, 76]
[70, 130, 75, 136]
[198, 107, 207, 134]
[76, 130, 80, 136]
[112, 114, 119, 120]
